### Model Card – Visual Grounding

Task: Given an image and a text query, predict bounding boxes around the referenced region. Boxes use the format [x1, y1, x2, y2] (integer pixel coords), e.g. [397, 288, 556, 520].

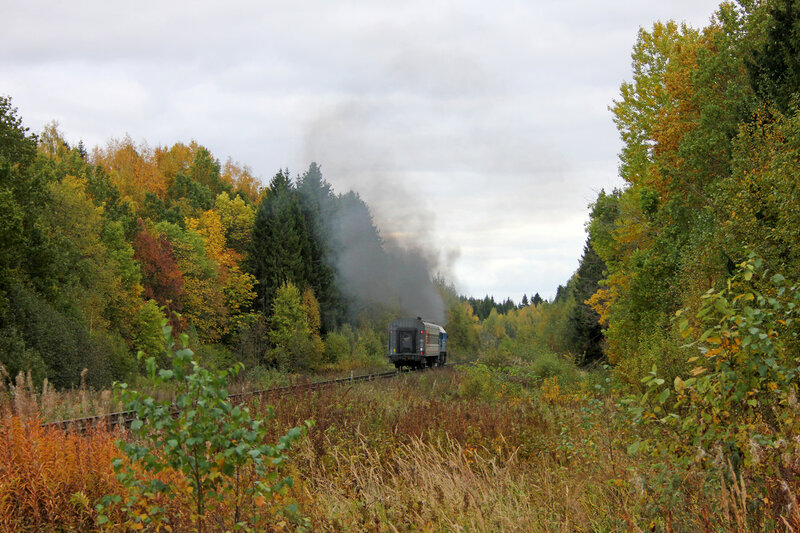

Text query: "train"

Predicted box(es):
[388, 317, 447, 369]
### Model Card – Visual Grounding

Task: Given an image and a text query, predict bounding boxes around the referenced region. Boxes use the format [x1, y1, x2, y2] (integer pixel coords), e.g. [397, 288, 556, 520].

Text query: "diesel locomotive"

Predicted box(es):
[388, 317, 447, 369]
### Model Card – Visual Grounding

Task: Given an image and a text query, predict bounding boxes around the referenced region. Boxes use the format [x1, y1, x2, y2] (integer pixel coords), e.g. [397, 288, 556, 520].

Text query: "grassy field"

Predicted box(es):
[1, 359, 799, 531]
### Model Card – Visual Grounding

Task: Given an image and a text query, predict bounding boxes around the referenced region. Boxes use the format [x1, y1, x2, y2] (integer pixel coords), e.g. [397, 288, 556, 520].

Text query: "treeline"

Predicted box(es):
[457, 237, 606, 366]
[462, 293, 544, 321]
[0, 99, 442, 388]
[579, 0, 800, 383]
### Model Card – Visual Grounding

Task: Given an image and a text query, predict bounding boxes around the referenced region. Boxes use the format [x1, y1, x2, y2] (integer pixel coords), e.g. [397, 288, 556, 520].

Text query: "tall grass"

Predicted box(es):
[266, 366, 800, 532]
[1, 360, 799, 531]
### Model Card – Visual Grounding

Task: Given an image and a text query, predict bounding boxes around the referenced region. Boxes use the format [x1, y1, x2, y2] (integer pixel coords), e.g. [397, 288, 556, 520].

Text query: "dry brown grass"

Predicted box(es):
[297, 433, 600, 532]
[259, 370, 636, 531]
[267, 368, 800, 532]
[1, 364, 799, 531]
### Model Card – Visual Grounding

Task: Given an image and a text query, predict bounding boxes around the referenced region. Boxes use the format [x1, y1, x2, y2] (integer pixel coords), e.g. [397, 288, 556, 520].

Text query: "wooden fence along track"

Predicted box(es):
[43, 363, 459, 434]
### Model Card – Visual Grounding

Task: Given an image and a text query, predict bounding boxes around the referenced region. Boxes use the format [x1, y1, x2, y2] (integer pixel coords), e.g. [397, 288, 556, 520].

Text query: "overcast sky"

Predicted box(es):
[3, 0, 722, 301]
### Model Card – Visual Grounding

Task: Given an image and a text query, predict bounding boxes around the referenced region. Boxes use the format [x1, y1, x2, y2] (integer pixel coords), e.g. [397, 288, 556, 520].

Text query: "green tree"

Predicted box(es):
[132, 300, 166, 365]
[168, 172, 213, 213]
[297, 163, 344, 332]
[567, 237, 606, 363]
[100, 321, 307, 531]
[189, 146, 229, 197]
[0, 96, 43, 309]
[269, 281, 318, 370]
[269, 281, 309, 349]
[748, 0, 800, 113]
[249, 170, 313, 315]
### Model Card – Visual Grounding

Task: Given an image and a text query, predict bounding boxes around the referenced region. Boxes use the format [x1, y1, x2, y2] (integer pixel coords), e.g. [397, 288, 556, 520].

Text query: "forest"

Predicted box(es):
[2, 0, 800, 530]
[0, 101, 473, 389]
[0, 89, 605, 390]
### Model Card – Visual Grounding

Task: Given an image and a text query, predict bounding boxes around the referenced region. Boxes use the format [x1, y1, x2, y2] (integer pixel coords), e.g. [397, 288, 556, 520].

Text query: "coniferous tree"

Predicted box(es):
[297, 163, 344, 331]
[567, 237, 606, 363]
[249, 170, 313, 315]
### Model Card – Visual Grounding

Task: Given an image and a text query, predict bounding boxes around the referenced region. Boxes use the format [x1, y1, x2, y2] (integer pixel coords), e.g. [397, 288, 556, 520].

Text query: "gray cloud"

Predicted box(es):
[4, 0, 722, 300]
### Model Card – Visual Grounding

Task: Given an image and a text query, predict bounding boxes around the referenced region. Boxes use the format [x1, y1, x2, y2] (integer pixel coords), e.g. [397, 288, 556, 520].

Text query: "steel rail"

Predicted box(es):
[42, 362, 461, 434]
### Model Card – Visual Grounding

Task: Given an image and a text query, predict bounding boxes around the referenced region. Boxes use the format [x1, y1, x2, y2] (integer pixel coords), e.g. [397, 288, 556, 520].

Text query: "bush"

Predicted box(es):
[480, 345, 513, 368]
[457, 363, 503, 403]
[99, 321, 309, 531]
[627, 257, 800, 474]
[7, 284, 94, 389]
[323, 332, 350, 364]
[193, 342, 237, 371]
[231, 312, 269, 368]
[528, 349, 577, 383]
[84, 330, 135, 388]
[0, 326, 46, 388]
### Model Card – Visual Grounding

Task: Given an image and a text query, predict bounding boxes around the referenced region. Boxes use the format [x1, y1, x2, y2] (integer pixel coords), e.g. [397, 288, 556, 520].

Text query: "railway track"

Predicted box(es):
[43, 362, 461, 434]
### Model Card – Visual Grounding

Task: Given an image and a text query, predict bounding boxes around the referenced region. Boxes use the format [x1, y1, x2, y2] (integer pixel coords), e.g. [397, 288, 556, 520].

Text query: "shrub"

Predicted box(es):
[457, 363, 503, 403]
[98, 320, 309, 531]
[0, 326, 46, 388]
[626, 256, 800, 475]
[0, 416, 120, 531]
[480, 345, 513, 368]
[231, 312, 269, 368]
[6, 284, 91, 388]
[193, 342, 237, 371]
[527, 349, 578, 384]
[323, 331, 350, 364]
[85, 329, 135, 389]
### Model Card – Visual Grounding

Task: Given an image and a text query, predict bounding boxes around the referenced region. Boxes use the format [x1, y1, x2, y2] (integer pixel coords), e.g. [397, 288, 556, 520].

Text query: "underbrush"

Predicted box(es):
[268, 364, 800, 531]
[2, 352, 799, 531]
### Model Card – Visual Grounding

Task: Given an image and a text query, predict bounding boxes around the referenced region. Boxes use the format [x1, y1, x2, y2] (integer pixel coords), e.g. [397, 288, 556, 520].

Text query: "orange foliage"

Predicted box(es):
[650, 31, 714, 198]
[0, 415, 120, 532]
[221, 158, 262, 203]
[92, 136, 166, 206]
[0, 414, 286, 531]
[154, 141, 196, 191]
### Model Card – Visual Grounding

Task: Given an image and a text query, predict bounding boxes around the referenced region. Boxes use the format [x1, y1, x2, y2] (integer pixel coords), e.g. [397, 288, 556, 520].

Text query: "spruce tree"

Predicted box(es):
[567, 237, 606, 363]
[249, 170, 313, 315]
[297, 163, 344, 331]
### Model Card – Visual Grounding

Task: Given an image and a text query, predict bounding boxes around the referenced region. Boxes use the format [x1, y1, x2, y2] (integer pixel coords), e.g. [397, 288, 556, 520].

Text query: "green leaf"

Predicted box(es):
[627, 440, 641, 455]
[657, 389, 670, 404]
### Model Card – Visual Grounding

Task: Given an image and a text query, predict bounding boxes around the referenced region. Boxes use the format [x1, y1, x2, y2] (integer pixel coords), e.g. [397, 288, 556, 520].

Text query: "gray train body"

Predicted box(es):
[388, 317, 447, 369]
